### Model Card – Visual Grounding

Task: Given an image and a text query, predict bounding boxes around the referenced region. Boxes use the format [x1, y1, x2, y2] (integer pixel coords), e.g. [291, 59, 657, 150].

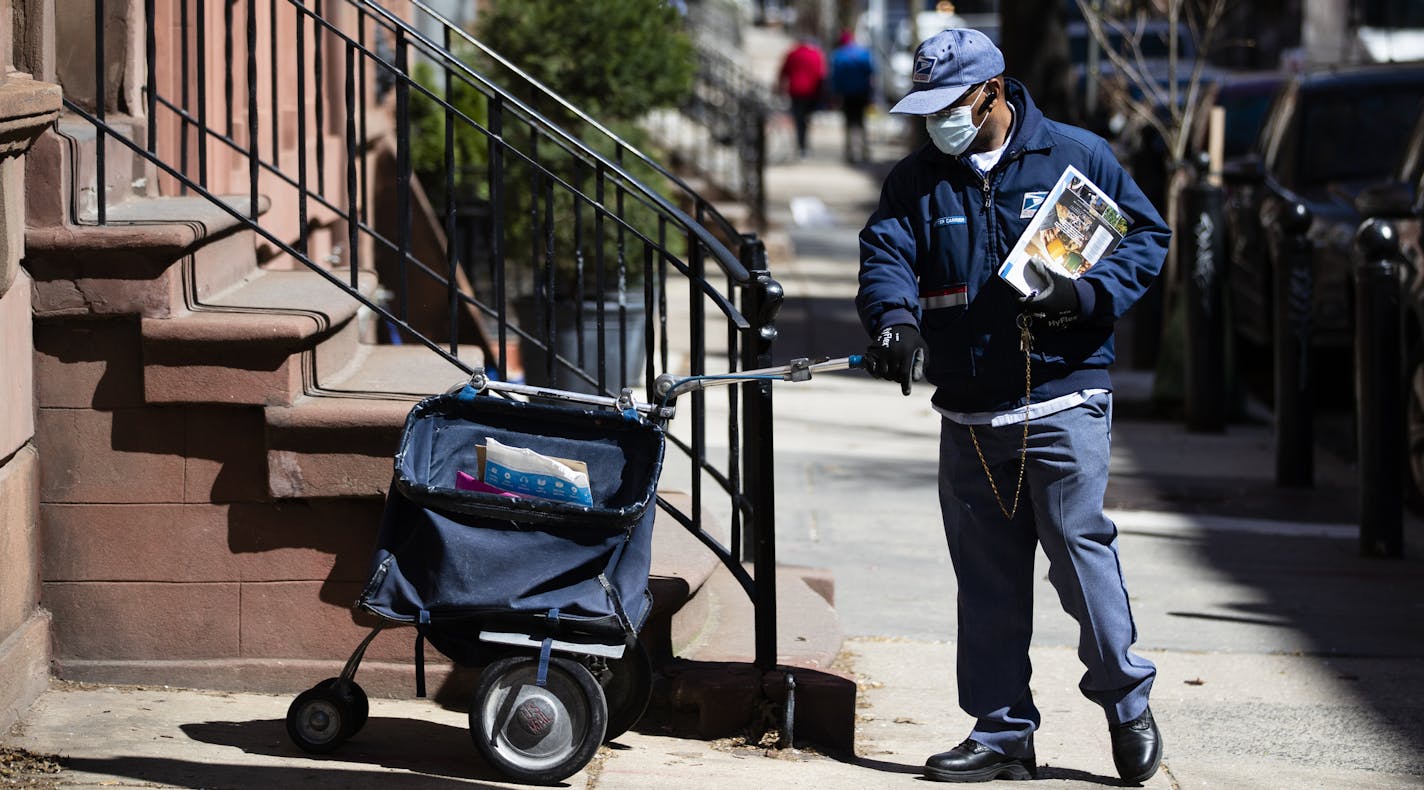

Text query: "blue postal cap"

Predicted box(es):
[890, 28, 1004, 115]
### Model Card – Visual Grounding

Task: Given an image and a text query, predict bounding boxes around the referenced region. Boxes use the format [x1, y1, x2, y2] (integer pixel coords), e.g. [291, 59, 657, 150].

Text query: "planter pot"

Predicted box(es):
[514, 296, 648, 395]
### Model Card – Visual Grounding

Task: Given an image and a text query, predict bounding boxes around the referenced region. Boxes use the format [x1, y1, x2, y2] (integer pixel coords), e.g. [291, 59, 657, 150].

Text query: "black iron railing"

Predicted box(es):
[647, 41, 771, 229]
[66, 0, 786, 669]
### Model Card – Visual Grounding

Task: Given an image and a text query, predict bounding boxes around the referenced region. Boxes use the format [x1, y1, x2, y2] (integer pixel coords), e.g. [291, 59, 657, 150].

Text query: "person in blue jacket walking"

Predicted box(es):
[857, 29, 1169, 784]
[830, 29, 875, 163]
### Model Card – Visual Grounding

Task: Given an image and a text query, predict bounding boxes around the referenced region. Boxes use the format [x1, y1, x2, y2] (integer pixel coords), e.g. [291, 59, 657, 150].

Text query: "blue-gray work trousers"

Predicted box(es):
[938, 393, 1155, 759]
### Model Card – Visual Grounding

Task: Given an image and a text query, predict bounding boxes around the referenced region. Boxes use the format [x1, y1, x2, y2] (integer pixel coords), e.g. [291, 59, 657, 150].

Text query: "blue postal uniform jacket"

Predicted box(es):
[856, 79, 1170, 413]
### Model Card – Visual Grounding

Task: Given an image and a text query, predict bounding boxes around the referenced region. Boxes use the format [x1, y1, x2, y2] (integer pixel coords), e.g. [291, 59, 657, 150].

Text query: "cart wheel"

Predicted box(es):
[469, 655, 607, 784]
[311, 677, 368, 735]
[287, 678, 362, 753]
[338, 679, 369, 736]
[598, 639, 653, 742]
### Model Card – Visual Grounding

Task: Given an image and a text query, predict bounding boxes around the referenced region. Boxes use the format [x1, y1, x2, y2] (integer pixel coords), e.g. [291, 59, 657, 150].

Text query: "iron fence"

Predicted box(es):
[66, 0, 786, 669]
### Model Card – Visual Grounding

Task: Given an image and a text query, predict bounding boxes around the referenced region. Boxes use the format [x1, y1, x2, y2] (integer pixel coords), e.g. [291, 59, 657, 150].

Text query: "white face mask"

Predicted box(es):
[925, 83, 988, 156]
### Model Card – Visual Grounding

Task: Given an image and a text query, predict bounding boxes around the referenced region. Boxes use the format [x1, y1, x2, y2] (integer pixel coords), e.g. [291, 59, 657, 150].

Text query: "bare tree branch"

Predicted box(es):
[1075, 0, 1231, 167]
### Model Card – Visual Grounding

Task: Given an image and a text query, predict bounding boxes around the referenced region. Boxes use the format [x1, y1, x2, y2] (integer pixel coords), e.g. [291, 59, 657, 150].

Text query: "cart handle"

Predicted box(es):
[455, 355, 865, 422]
[453, 370, 677, 421]
[653, 355, 864, 401]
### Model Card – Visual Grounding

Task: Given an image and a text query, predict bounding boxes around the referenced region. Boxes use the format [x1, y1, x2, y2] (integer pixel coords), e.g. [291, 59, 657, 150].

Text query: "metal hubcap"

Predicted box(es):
[482, 668, 589, 770]
[515, 697, 558, 736]
[298, 700, 342, 743]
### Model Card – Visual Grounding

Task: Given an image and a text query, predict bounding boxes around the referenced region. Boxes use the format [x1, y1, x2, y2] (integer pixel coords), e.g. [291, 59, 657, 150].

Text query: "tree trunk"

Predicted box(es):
[998, 0, 1076, 124]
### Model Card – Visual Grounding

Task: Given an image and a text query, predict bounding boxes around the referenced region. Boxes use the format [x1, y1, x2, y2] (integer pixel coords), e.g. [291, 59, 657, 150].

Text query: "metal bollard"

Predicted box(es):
[1182, 179, 1228, 432]
[1273, 202, 1314, 487]
[1353, 219, 1405, 558]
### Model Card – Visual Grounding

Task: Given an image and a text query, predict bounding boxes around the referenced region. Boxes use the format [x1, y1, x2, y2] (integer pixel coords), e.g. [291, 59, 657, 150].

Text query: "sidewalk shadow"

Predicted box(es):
[848, 755, 1125, 785]
[1033, 765, 1133, 785]
[1176, 530, 1424, 748]
[176, 717, 520, 787]
[60, 755, 504, 789]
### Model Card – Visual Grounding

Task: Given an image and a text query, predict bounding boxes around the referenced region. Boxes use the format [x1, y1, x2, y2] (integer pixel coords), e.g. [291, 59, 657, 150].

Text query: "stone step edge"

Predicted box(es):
[648, 491, 724, 598]
[27, 195, 272, 255]
[643, 490, 730, 664]
[141, 269, 373, 350]
[260, 345, 474, 498]
[264, 345, 472, 433]
[51, 656, 462, 701]
[673, 562, 842, 671]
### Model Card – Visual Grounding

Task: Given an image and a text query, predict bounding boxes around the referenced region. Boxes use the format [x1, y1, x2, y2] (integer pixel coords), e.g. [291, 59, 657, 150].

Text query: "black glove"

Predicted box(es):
[864, 324, 927, 396]
[1019, 257, 1082, 329]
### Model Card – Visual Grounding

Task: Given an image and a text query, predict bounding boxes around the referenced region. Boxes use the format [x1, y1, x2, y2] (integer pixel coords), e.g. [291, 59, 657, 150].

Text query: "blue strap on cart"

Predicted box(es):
[455, 383, 480, 404]
[415, 609, 430, 698]
[536, 608, 559, 687]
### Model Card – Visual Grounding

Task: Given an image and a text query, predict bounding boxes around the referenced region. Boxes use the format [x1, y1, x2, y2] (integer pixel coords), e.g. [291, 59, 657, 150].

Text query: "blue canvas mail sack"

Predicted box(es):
[358, 391, 665, 647]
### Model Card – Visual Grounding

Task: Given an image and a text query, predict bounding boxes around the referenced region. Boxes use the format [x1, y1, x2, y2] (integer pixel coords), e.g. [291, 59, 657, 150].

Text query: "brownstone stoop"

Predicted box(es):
[20, 116, 851, 749]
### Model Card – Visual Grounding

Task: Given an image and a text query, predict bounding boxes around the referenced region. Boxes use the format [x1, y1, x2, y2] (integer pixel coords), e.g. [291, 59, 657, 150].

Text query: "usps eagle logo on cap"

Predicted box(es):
[913, 55, 937, 84]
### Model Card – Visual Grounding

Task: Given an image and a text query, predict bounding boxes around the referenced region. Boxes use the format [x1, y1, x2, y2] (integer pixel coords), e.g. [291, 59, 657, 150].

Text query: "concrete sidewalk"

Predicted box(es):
[7, 27, 1424, 790]
[6, 636, 1421, 789]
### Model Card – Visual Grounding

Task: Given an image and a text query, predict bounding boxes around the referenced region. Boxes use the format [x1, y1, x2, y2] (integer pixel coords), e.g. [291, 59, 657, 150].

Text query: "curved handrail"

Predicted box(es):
[393, 0, 751, 244]
[276, 1, 748, 286]
[352, 0, 752, 284]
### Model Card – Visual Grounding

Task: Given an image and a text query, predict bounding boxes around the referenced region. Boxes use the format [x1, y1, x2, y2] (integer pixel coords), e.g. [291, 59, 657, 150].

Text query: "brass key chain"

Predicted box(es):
[969, 313, 1033, 520]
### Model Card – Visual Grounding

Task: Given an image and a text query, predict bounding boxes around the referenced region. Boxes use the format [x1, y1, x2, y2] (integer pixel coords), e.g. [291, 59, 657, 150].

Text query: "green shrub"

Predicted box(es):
[476, 0, 694, 124]
[409, 58, 489, 209]
[408, 0, 696, 299]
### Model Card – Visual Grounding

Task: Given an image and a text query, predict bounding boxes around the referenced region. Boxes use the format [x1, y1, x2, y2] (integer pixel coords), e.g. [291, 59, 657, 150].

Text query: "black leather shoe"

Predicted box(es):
[924, 738, 1036, 782]
[1110, 707, 1163, 784]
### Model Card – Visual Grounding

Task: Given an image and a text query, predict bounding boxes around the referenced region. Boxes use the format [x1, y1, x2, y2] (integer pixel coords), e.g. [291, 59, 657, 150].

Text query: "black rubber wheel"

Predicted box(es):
[338, 679, 369, 737]
[469, 654, 608, 784]
[286, 679, 360, 754]
[310, 677, 368, 736]
[597, 639, 653, 742]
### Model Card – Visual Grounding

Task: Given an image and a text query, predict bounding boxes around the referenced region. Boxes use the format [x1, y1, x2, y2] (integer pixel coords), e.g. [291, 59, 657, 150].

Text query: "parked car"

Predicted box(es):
[1221, 63, 1424, 352]
[1069, 17, 1222, 133]
[1189, 71, 1288, 161]
[1116, 69, 1286, 213]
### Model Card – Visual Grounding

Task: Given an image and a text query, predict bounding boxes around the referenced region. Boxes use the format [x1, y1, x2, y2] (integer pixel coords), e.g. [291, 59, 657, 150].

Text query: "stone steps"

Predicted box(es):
[655, 563, 855, 752]
[264, 345, 471, 499]
[641, 491, 728, 664]
[673, 563, 841, 670]
[41, 489, 739, 698]
[27, 194, 269, 320]
[140, 268, 378, 407]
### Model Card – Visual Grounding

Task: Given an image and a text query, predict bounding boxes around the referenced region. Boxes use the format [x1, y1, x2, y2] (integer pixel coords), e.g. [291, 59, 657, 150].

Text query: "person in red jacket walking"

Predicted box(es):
[778, 35, 827, 158]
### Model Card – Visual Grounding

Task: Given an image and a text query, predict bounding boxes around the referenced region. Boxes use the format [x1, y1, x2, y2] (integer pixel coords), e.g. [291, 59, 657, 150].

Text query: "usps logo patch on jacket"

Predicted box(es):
[913, 56, 937, 84]
[1021, 191, 1048, 218]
